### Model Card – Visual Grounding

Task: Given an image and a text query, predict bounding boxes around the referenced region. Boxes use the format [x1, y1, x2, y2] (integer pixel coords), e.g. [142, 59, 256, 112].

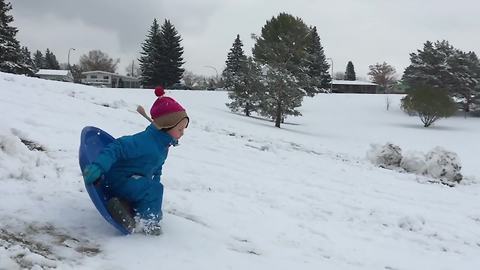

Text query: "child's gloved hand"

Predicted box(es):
[83, 164, 103, 184]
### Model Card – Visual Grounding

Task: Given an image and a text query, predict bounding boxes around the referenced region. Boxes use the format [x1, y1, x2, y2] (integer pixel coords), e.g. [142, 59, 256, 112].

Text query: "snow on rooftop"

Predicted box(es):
[36, 69, 70, 76]
[332, 79, 377, 86]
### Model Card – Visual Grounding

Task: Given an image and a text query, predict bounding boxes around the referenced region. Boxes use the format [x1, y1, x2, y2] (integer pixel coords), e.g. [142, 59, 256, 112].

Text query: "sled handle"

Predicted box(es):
[136, 105, 161, 129]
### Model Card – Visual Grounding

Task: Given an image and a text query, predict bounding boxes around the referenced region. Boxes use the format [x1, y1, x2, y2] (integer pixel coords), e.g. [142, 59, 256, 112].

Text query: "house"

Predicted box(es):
[81, 71, 141, 88]
[331, 80, 378, 94]
[36, 69, 74, 82]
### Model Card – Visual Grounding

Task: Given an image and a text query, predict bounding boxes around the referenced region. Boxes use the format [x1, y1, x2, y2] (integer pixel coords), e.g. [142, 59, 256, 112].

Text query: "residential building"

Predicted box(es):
[331, 80, 378, 94]
[36, 69, 74, 82]
[81, 71, 141, 88]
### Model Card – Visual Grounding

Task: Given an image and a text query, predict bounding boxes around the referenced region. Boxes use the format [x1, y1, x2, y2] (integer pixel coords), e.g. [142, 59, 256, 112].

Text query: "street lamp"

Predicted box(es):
[327, 57, 333, 93]
[204, 65, 218, 78]
[68, 48, 76, 69]
[204, 65, 219, 90]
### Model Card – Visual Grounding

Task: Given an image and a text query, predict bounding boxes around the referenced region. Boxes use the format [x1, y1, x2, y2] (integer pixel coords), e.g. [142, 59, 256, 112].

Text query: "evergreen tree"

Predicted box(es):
[139, 19, 184, 88]
[252, 13, 316, 128]
[446, 50, 480, 114]
[44, 48, 60, 69]
[223, 34, 247, 80]
[159, 19, 184, 87]
[403, 40, 480, 113]
[224, 35, 264, 116]
[70, 64, 83, 83]
[345, 61, 356, 80]
[226, 57, 264, 116]
[19, 46, 34, 75]
[257, 64, 303, 124]
[305, 26, 331, 90]
[401, 85, 456, 127]
[403, 40, 454, 90]
[33, 50, 45, 70]
[0, 0, 32, 75]
[139, 19, 163, 88]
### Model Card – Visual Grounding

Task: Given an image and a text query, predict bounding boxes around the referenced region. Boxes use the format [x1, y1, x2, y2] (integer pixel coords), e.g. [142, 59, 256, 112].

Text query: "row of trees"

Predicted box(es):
[33, 49, 60, 70]
[0, 0, 185, 87]
[222, 13, 404, 128]
[224, 13, 332, 128]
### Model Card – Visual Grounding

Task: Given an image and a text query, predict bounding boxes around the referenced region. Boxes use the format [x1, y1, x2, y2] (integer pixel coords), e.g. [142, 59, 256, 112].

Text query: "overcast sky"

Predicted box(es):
[10, 0, 480, 79]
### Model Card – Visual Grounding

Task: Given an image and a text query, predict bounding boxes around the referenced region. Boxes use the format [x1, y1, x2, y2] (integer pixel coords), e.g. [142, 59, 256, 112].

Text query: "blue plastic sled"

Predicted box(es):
[79, 126, 131, 235]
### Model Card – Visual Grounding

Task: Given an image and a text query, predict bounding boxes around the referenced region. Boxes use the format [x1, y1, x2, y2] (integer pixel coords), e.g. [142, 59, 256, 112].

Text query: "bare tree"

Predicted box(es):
[368, 62, 397, 110]
[333, 71, 344, 80]
[79, 50, 119, 73]
[125, 60, 140, 77]
[368, 62, 397, 91]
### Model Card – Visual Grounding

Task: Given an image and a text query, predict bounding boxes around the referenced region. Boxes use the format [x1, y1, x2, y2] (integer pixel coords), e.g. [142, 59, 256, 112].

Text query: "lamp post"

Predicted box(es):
[68, 48, 76, 69]
[204, 65, 219, 90]
[327, 57, 333, 93]
[204, 65, 218, 78]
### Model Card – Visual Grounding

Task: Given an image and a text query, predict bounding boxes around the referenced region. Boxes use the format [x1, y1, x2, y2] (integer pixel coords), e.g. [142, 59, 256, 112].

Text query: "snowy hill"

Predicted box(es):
[0, 72, 479, 270]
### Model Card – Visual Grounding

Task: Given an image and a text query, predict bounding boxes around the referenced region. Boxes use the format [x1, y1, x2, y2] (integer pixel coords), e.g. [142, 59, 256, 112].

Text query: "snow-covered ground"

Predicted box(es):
[0, 72, 479, 270]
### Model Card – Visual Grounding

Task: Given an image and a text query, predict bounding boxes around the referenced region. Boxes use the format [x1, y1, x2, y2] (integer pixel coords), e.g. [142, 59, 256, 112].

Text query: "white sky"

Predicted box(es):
[10, 0, 480, 78]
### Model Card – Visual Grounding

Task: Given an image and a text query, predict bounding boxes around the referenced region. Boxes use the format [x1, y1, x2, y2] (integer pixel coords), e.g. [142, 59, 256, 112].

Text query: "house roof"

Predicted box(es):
[82, 71, 140, 80]
[332, 80, 377, 86]
[36, 69, 71, 76]
[82, 70, 118, 76]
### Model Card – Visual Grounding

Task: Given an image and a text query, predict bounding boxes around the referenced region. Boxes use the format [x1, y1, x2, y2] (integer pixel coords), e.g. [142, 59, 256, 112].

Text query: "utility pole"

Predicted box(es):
[327, 57, 333, 93]
[68, 48, 76, 70]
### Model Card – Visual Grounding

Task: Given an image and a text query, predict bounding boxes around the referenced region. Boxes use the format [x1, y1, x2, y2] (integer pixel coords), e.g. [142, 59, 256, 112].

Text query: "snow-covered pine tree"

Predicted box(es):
[44, 48, 60, 70]
[304, 26, 331, 92]
[139, 19, 163, 88]
[252, 13, 315, 128]
[0, 0, 33, 75]
[224, 34, 247, 84]
[446, 50, 480, 114]
[402, 40, 454, 90]
[344, 61, 356, 81]
[19, 46, 34, 75]
[226, 56, 264, 117]
[158, 19, 184, 88]
[403, 40, 480, 114]
[33, 50, 45, 70]
[257, 64, 303, 124]
[224, 34, 262, 116]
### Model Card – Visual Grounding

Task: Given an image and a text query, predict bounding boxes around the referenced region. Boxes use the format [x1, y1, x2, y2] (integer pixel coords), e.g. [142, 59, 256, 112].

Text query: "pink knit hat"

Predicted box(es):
[150, 86, 189, 129]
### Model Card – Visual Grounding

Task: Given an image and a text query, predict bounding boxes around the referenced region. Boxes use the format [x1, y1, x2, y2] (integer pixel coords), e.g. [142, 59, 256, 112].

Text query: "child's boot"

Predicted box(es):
[107, 197, 136, 233]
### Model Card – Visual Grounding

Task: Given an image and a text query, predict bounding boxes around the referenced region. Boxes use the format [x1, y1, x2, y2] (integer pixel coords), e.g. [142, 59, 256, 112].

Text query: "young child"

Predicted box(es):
[82, 86, 189, 235]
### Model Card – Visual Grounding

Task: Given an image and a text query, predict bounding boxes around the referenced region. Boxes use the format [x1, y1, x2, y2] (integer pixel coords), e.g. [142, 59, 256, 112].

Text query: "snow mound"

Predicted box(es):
[368, 143, 463, 184]
[366, 143, 402, 169]
[425, 147, 463, 183]
[397, 215, 426, 232]
[0, 128, 54, 181]
[400, 151, 427, 174]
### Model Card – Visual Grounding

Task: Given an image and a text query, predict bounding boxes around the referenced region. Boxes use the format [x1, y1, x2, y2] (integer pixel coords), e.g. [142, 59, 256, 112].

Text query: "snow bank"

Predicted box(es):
[0, 128, 55, 181]
[368, 143, 463, 184]
[400, 151, 427, 174]
[424, 147, 463, 183]
[366, 143, 402, 169]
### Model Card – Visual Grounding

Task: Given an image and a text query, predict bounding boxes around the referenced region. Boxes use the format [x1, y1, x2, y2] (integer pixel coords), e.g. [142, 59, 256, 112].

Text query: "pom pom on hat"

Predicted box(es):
[154, 86, 165, 97]
[150, 87, 189, 129]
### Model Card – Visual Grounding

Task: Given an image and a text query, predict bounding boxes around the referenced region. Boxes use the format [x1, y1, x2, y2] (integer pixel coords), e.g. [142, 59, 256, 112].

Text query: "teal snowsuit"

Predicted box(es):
[93, 124, 177, 222]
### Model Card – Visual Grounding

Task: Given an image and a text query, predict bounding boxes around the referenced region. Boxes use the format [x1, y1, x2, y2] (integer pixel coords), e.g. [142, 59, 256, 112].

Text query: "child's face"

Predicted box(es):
[167, 118, 188, 140]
